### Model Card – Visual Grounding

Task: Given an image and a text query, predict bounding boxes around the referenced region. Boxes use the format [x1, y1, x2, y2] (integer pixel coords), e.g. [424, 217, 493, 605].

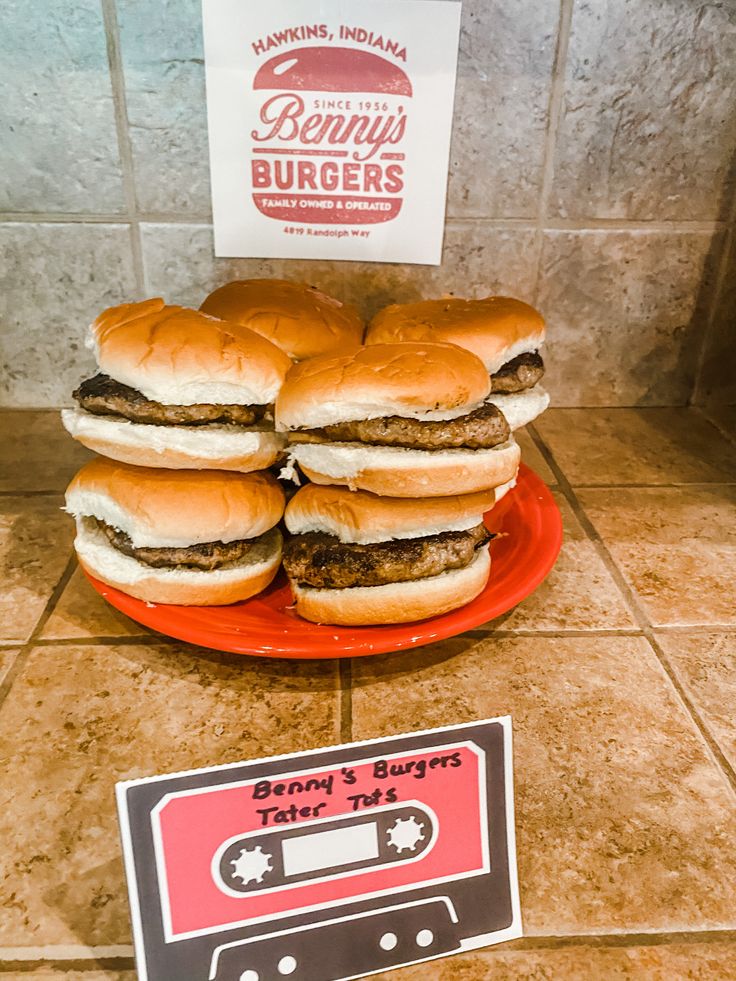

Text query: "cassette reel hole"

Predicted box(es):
[416, 929, 434, 948]
[277, 955, 297, 975]
[379, 932, 398, 951]
[239, 972, 259, 981]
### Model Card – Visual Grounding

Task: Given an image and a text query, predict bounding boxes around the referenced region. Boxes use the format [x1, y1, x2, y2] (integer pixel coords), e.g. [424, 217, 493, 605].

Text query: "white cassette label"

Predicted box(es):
[283, 823, 380, 877]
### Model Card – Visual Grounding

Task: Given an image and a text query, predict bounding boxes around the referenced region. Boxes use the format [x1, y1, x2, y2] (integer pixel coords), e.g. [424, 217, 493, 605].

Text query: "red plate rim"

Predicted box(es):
[83, 463, 562, 659]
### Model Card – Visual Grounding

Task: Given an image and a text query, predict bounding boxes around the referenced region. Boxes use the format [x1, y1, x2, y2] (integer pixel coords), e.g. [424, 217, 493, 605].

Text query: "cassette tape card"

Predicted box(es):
[116, 717, 521, 980]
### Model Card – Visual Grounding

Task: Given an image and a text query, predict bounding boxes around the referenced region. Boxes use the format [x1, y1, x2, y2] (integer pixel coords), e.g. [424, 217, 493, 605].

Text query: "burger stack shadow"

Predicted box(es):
[61, 282, 363, 607]
[276, 293, 549, 625]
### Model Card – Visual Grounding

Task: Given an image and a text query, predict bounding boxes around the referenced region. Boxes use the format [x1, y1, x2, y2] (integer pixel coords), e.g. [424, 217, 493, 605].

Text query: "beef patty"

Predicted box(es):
[290, 402, 510, 451]
[283, 523, 492, 589]
[74, 374, 267, 427]
[97, 519, 255, 571]
[490, 351, 544, 394]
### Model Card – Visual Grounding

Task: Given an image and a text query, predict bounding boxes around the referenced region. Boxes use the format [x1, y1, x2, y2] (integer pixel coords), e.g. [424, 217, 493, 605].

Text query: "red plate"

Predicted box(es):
[84, 463, 562, 659]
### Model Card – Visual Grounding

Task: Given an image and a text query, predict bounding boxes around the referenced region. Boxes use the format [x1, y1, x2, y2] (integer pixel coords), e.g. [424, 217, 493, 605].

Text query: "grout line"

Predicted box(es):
[0, 211, 726, 232]
[128, 220, 146, 295]
[31, 634, 170, 647]
[11, 624, 736, 650]
[532, 0, 574, 303]
[130, 214, 213, 226]
[693, 404, 736, 449]
[581, 480, 736, 489]
[0, 946, 135, 962]
[0, 489, 71, 498]
[466, 627, 643, 639]
[509, 930, 736, 951]
[0, 553, 77, 711]
[449, 217, 725, 233]
[19, 554, 77, 642]
[0, 491, 65, 500]
[568, 481, 736, 490]
[540, 218, 726, 233]
[527, 422, 736, 798]
[4, 928, 736, 968]
[685, 405, 736, 450]
[0, 960, 137, 972]
[0, 212, 213, 224]
[0, 644, 24, 696]
[691, 228, 736, 405]
[338, 659, 353, 742]
[20, 629, 651, 649]
[0, 213, 130, 224]
[654, 623, 736, 634]
[446, 217, 537, 226]
[100, 0, 145, 296]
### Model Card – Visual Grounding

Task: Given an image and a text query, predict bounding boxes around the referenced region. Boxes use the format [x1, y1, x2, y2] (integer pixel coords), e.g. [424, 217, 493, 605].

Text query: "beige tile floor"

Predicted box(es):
[1, 408, 736, 979]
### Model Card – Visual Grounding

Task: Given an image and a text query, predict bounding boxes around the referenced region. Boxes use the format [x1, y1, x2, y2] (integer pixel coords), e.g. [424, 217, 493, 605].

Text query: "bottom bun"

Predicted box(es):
[288, 438, 520, 497]
[74, 519, 282, 606]
[487, 385, 549, 431]
[61, 407, 286, 472]
[290, 547, 491, 625]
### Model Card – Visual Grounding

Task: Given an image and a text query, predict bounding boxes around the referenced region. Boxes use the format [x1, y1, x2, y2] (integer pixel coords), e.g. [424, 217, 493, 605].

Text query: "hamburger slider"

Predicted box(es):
[366, 296, 550, 431]
[65, 458, 285, 605]
[200, 279, 364, 361]
[62, 298, 292, 471]
[283, 484, 498, 625]
[276, 342, 520, 497]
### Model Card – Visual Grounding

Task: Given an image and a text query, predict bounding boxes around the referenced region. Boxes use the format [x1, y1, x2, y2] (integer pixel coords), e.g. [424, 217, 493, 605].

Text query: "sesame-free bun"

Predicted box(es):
[366, 296, 545, 375]
[487, 387, 550, 431]
[65, 457, 285, 548]
[61, 408, 286, 472]
[290, 547, 490, 625]
[285, 438, 520, 498]
[276, 342, 491, 431]
[74, 521, 282, 606]
[285, 484, 496, 544]
[200, 280, 364, 361]
[88, 298, 292, 405]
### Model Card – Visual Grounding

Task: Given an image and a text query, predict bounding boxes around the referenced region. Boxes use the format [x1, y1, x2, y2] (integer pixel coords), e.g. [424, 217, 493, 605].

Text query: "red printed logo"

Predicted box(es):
[250, 41, 412, 226]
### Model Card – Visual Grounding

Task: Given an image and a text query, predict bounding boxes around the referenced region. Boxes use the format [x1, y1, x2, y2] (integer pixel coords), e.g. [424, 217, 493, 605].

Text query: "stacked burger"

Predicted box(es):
[365, 295, 550, 433]
[62, 283, 361, 606]
[62, 298, 292, 473]
[276, 339, 526, 625]
[65, 460, 286, 606]
[199, 278, 363, 362]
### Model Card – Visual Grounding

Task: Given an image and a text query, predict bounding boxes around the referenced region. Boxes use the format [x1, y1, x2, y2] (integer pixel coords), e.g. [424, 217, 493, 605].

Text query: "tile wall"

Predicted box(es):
[1, 0, 735, 408]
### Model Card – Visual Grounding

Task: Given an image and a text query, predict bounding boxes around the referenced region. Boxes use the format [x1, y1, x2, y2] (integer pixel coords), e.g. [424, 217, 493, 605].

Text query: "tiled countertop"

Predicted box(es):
[1, 407, 736, 979]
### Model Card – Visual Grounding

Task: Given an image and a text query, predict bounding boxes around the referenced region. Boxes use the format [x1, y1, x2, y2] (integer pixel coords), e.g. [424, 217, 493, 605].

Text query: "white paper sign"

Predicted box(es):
[202, 0, 462, 264]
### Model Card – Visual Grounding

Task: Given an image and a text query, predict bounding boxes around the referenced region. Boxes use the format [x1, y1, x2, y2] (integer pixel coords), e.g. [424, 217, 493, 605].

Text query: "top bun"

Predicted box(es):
[366, 296, 545, 374]
[285, 483, 495, 544]
[275, 342, 491, 430]
[65, 457, 285, 548]
[88, 298, 292, 406]
[199, 279, 364, 361]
